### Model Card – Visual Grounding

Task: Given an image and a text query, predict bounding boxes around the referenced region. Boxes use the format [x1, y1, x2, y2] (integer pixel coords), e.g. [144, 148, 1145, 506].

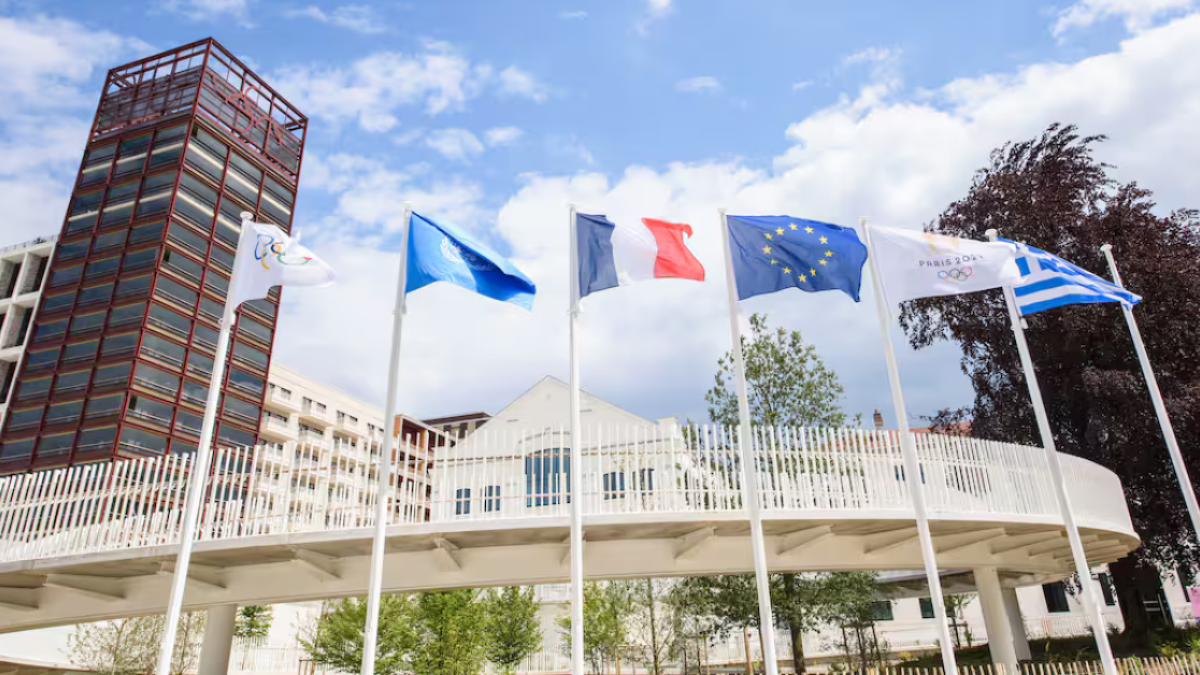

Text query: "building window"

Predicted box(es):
[77, 427, 117, 452]
[6, 407, 43, 431]
[127, 395, 174, 427]
[871, 601, 894, 621]
[1043, 582, 1070, 613]
[455, 488, 472, 516]
[86, 394, 124, 418]
[920, 598, 936, 619]
[1097, 573, 1117, 607]
[0, 438, 35, 460]
[119, 427, 167, 455]
[603, 471, 626, 500]
[484, 485, 501, 513]
[45, 400, 85, 425]
[525, 448, 570, 507]
[37, 432, 75, 458]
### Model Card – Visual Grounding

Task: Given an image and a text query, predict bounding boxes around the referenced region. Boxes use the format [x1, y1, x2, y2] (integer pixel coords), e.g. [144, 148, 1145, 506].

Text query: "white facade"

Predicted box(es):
[0, 236, 56, 432]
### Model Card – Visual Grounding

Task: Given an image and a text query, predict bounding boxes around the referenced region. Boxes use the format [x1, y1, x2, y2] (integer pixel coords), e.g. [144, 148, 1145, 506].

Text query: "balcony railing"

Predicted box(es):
[0, 424, 1135, 565]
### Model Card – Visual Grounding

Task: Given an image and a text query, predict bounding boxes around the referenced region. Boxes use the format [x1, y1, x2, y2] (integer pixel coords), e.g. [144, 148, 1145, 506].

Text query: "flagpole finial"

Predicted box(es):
[1100, 243, 1113, 253]
[985, 228, 998, 241]
[240, 211, 253, 223]
[718, 207, 727, 217]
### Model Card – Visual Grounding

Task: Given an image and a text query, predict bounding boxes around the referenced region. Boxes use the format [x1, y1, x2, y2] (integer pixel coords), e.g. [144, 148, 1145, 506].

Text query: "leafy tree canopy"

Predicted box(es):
[707, 313, 857, 429]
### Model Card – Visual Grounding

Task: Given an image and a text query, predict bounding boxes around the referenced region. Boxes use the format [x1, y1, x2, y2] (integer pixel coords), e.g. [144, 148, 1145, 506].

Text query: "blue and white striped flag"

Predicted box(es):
[1001, 238, 1141, 316]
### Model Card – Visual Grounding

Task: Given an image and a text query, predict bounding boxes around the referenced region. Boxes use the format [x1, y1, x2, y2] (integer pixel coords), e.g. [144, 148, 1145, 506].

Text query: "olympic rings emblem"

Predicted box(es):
[937, 267, 973, 282]
[255, 234, 312, 270]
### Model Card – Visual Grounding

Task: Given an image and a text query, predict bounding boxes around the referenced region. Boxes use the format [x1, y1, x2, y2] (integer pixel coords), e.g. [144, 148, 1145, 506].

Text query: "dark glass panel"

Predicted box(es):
[77, 427, 117, 451]
[49, 266, 82, 287]
[155, 276, 199, 310]
[25, 348, 60, 370]
[53, 369, 91, 393]
[85, 256, 120, 278]
[85, 394, 125, 417]
[101, 333, 138, 357]
[127, 395, 174, 426]
[140, 334, 185, 366]
[133, 363, 180, 396]
[41, 291, 76, 313]
[45, 400, 84, 425]
[6, 407, 43, 431]
[115, 275, 152, 298]
[168, 221, 209, 257]
[148, 304, 192, 338]
[57, 239, 90, 261]
[93, 362, 132, 389]
[93, 230, 127, 253]
[109, 302, 147, 327]
[37, 432, 75, 457]
[123, 247, 159, 272]
[32, 318, 68, 342]
[70, 311, 106, 334]
[62, 340, 99, 363]
[119, 427, 167, 455]
[128, 220, 165, 245]
[78, 283, 114, 307]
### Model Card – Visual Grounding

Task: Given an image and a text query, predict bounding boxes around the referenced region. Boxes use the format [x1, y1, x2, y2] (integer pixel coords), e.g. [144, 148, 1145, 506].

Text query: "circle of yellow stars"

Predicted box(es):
[760, 221, 834, 285]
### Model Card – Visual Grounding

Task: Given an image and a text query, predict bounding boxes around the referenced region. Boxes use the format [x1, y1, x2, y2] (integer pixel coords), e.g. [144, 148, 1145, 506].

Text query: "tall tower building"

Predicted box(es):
[0, 39, 307, 474]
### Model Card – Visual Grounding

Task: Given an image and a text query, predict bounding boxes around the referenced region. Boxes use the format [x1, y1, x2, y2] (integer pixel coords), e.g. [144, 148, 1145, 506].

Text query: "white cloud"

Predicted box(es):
[792, 80, 813, 91]
[279, 14, 1200, 425]
[273, 44, 548, 132]
[559, 10, 588, 20]
[425, 128, 486, 162]
[286, 5, 387, 34]
[485, 126, 524, 147]
[636, 0, 673, 35]
[0, 16, 149, 245]
[1053, 0, 1194, 37]
[162, 0, 251, 23]
[393, 128, 424, 146]
[676, 76, 722, 94]
[498, 66, 550, 103]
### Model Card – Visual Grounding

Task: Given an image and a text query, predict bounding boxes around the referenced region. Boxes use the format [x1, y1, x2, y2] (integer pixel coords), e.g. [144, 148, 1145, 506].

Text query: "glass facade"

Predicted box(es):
[0, 39, 306, 474]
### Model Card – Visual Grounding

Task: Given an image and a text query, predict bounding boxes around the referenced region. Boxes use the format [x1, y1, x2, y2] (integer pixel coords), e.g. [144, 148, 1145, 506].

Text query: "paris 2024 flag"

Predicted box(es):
[868, 225, 1020, 304]
[575, 213, 705, 299]
[229, 218, 336, 310]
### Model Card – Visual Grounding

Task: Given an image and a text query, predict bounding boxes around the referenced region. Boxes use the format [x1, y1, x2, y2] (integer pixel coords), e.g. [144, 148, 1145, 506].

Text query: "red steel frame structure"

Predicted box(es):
[0, 39, 308, 474]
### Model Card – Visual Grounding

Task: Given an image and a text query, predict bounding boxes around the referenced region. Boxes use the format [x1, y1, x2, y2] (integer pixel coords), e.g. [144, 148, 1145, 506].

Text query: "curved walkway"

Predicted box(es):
[0, 425, 1138, 631]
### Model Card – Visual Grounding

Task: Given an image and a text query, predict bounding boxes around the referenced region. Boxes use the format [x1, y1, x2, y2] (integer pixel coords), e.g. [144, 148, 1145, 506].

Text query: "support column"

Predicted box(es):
[198, 604, 238, 675]
[1002, 587, 1031, 661]
[974, 567, 1019, 674]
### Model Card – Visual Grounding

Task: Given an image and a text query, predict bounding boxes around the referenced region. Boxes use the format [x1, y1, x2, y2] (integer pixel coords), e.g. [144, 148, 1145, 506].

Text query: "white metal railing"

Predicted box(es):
[0, 425, 1134, 565]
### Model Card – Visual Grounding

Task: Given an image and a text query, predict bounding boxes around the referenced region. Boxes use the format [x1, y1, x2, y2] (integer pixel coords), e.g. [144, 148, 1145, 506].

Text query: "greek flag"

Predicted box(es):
[1002, 238, 1141, 316]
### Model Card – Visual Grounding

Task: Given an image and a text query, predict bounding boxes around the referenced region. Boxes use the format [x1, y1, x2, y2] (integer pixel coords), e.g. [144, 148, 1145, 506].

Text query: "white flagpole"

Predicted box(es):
[986, 230, 1117, 675]
[154, 213, 252, 675]
[567, 203, 585, 675]
[361, 202, 413, 675]
[718, 208, 779, 675]
[859, 218, 958, 675]
[1100, 243, 1200, 547]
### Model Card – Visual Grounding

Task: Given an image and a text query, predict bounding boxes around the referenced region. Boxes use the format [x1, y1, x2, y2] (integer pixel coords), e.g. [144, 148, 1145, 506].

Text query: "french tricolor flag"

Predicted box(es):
[575, 213, 706, 299]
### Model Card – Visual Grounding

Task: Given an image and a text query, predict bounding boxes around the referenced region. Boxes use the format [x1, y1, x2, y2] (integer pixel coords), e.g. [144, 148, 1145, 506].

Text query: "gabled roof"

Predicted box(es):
[477, 375, 653, 432]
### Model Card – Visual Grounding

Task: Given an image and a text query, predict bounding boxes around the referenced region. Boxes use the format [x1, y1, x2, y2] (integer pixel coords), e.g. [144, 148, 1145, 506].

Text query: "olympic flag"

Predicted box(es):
[229, 218, 336, 309]
[867, 225, 1020, 304]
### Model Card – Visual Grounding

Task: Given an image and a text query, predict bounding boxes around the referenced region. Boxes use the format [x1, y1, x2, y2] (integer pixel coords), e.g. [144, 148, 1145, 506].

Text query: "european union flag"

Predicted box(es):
[726, 216, 867, 302]
[406, 211, 537, 309]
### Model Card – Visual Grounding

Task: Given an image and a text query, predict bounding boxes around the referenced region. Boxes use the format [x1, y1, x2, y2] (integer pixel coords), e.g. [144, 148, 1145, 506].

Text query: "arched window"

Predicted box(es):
[525, 448, 570, 507]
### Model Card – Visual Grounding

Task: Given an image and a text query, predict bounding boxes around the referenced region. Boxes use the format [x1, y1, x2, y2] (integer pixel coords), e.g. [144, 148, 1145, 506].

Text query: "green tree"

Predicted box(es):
[770, 573, 848, 675]
[706, 313, 857, 428]
[412, 590, 490, 675]
[823, 573, 888, 671]
[558, 581, 636, 675]
[235, 605, 273, 640]
[485, 587, 542, 675]
[895, 123, 1200, 637]
[300, 596, 417, 675]
[67, 613, 205, 675]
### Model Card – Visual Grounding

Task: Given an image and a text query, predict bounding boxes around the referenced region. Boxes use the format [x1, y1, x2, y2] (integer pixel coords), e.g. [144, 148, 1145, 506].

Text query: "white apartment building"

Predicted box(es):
[0, 236, 56, 432]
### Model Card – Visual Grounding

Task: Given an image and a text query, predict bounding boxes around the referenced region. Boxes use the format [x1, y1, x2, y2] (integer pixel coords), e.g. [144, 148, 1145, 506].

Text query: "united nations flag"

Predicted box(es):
[407, 211, 537, 309]
[726, 215, 868, 302]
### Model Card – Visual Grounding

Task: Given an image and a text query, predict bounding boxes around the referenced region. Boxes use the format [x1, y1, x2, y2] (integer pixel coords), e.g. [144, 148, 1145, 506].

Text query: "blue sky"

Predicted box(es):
[2, 0, 1198, 426]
